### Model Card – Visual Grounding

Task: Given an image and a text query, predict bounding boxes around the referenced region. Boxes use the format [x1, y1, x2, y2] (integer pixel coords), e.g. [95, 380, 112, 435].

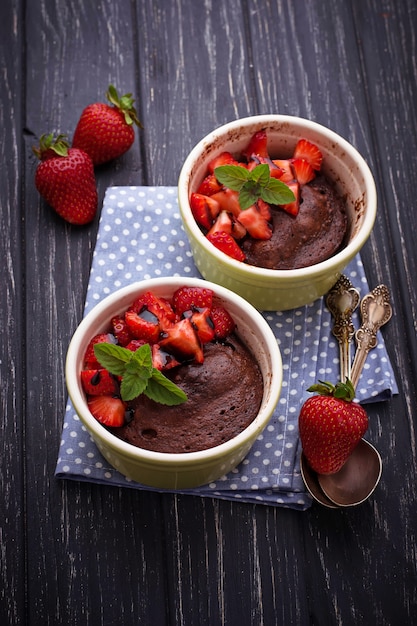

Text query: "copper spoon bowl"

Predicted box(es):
[300, 453, 339, 508]
[317, 440, 382, 507]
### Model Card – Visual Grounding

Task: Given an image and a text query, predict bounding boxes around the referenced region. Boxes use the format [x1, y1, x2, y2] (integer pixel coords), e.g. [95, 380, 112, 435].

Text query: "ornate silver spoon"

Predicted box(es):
[326, 275, 360, 382]
[350, 284, 392, 389]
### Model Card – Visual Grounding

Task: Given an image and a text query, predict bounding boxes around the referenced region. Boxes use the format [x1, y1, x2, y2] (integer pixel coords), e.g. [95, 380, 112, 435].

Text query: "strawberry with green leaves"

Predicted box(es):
[72, 85, 143, 165]
[299, 380, 368, 475]
[33, 134, 98, 225]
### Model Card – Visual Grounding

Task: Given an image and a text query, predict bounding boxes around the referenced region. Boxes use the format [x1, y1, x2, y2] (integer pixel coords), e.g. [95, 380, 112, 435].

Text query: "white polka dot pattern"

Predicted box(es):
[55, 187, 398, 510]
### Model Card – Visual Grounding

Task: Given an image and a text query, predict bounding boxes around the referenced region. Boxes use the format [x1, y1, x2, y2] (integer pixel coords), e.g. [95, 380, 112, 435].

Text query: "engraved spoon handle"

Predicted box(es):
[350, 284, 392, 389]
[326, 275, 360, 382]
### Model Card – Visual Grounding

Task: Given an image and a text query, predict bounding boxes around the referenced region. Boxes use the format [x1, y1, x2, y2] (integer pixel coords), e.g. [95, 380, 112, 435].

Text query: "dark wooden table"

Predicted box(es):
[2, 1, 417, 624]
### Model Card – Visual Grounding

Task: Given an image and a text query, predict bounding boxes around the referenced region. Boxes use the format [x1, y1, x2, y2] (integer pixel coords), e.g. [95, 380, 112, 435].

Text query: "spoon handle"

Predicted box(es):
[350, 284, 392, 389]
[326, 275, 360, 382]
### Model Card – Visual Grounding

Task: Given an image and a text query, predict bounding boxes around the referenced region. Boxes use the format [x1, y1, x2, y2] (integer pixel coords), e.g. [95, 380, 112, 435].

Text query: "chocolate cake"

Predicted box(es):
[113, 335, 263, 453]
[241, 175, 347, 270]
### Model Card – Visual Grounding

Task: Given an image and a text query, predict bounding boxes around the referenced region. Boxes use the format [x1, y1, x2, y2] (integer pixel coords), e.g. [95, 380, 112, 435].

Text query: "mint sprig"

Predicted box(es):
[214, 163, 295, 210]
[94, 342, 187, 405]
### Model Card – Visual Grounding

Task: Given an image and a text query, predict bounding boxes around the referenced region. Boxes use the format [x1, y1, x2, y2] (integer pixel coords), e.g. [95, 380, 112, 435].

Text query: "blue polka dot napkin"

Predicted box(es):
[55, 187, 398, 510]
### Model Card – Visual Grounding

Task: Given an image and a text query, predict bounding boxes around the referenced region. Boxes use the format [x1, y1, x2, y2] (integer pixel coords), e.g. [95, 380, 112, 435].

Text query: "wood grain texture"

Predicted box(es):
[1, 0, 416, 624]
[0, 1, 26, 624]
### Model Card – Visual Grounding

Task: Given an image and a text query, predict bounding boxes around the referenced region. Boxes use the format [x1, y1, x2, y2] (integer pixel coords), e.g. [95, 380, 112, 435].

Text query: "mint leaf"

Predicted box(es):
[131, 343, 153, 370]
[145, 369, 188, 405]
[94, 342, 133, 376]
[214, 162, 295, 210]
[121, 361, 151, 401]
[249, 163, 270, 186]
[92, 340, 187, 405]
[214, 164, 249, 190]
[260, 178, 295, 205]
[239, 184, 261, 210]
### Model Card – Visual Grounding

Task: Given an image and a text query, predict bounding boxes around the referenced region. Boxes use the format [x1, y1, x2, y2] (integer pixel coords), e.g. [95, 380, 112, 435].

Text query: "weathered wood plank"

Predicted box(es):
[22, 1, 166, 624]
[0, 1, 26, 624]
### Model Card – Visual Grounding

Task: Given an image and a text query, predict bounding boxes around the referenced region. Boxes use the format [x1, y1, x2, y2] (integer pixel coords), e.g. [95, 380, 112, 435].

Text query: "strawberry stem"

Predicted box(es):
[32, 133, 70, 160]
[106, 84, 144, 128]
[307, 379, 356, 402]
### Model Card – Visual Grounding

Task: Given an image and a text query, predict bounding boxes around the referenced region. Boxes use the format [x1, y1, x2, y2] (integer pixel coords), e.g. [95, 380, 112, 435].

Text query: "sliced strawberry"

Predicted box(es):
[256, 198, 272, 221]
[196, 173, 223, 196]
[272, 159, 295, 183]
[111, 315, 132, 346]
[190, 193, 220, 230]
[207, 151, 238, 174]
[210, 305, 236, 340]
[293, 139, 323, 171]
[151, 344, 181, 370]
[84, 333, 116, 368]
[251, 155, 283, 179]
[207, 211, 247, 240]
[172, 286, 214, 315]
[237, 205, 272, 240]
[81, 369, 119, 396]
[184, 307, 216, 344]
[129, 291, 177, 329]
[292, 158, 315, 185]
[206, 231, 246, 262]
[87, 395, 127, 427]
[159, 317, 204, 363]
[207, 210, 233, 238]
[125, 309, 161, 343]
[125, 339, 147, 352]
[242, 130, 269, 160]
[280, 180, 300, 216]
[210, 188, 242, 217]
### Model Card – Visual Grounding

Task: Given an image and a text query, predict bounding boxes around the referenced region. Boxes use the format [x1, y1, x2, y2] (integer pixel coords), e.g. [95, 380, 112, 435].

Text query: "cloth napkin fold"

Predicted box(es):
[55, 186, 398, 510]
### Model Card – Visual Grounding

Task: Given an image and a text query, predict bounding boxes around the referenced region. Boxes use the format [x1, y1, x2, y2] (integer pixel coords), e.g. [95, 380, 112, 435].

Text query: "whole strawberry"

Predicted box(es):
[33, 134, 98, 225]
[298, 380, 368, 475]
[72, 85, 143, 165]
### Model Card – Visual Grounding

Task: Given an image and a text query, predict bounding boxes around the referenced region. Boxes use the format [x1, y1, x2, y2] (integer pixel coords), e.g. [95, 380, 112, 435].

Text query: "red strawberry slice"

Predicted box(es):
[196, 174, 223, 196]
[190, 193, 220, 230]
[237, 205, 272, 240]
[172, 286, 214, 315]
[159, 317, 204, 363]
[125, 339, 147, 352]
[129, 291, 177, 329]
[206, 231, 246, 262]
[272, 159, 295, 183]
[84, 333, 116, 368]
[111, 315, 132, 346]
[242, 130, 269, 159]
[280, 180, 300, 216]
[184, 307, 216, 343]
[292, 158, 315, 185]
[293, 139, 323, 171]
[151, 344, 181, 370]
[210, 188, 242, 217]
[125, 309, 161, 343]
[207, 210, 233, 238]
[87, 395, 127, 427]
[207, 211, 246, 241]
[81, 369, 119, 396]
[210, 305, 236, 339]
[256, 198, 272, 221]
[207, 151, 238, 173]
